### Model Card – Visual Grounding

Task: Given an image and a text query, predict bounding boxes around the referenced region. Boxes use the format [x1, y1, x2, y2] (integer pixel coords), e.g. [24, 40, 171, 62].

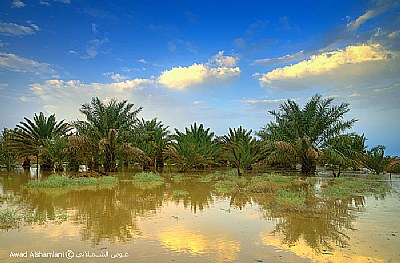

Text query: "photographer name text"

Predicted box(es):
[10, 250, 129, 259]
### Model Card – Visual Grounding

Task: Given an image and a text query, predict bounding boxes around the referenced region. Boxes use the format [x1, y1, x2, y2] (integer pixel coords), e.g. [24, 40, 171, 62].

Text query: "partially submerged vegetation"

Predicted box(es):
[27, 175, 118, 189]
[196, 172, 391, 212]
[132, 172, 164, 189]
[1, 94, 397, 176]
[0, 208, 67, 230]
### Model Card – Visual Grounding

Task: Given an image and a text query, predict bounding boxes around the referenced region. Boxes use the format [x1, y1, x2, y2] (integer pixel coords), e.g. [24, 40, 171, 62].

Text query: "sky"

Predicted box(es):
[0, 0, 399, 155]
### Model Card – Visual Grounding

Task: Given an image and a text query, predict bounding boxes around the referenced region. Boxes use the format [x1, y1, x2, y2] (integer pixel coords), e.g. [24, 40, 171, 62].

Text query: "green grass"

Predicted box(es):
[214, 177, 247, 194]
[27, 175, 118, 189]
[323, 177, 391, 197]
[275, 190, 307, 212]
[0, 209, 22, 228]
[0, 194, 19, 203]
[171, 175, 185, 183]
[0, 208, 68, 229]
[198, 169, 238, 183]
[133, 172, 164, 182]
[132, 172, 165, 189]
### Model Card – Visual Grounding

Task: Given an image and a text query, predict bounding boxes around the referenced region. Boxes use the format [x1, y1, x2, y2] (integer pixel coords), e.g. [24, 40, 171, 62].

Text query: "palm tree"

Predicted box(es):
[364, 145, 390, 174]
[0, 128, 18, 171]
[322, 133, 366, 177]
[74, 97, 142, 172]
[132, 118, 170, 170]
[220, 126, 262, 176]
[258, 94, 356, 175]
[164, 123, 219, 171]
[12, 112, 71, 174]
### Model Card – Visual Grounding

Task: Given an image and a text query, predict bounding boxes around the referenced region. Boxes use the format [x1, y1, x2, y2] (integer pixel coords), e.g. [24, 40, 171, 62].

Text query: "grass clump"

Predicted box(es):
[198, 169, 238, 183]
[214, 177, 247, 194]
[171, 174, 185, 183]
[132, 172, 164, 189]
[27, 175, 118, 189]
[0, 194, 19, 203]
[246, 174, 302, 193]
[133, 172, 164, 182]
[323, 177, 391, 197]
[0, 209, 22, 229]
[275, 190, 307, 212]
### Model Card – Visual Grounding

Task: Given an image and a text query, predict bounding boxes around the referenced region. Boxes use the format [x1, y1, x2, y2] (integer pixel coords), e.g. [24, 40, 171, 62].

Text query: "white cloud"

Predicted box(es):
[0, 53, 57, 76]
[259, 44, 396, 84]
[212, 51, 238, 67]
[29, 79, 154, 119]
[12, 0, 25, 8]
[347, 10, 378, 31]
[0, 22, 39, 36]
[103, 72, 128, 82]
[158, 51, 240, 90]
[137, 59, 148, 64]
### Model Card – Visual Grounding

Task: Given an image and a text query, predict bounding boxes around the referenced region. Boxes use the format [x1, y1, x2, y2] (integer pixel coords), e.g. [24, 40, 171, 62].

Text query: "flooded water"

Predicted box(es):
[0, 169, 399, 263]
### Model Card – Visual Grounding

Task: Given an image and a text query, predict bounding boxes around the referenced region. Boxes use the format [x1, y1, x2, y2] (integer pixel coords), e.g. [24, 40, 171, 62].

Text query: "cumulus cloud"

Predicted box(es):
[259, 44, 396, 84]
[158, 51, 240, 90]
[29, 79, 155, 120]
[0, 53, 57, 76]
[0, 21, 39, 36]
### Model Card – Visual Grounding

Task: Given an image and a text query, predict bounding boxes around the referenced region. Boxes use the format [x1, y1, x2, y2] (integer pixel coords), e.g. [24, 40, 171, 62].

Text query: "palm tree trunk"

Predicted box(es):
[301, 155, 316, 175]
[36, 153, 39, 179]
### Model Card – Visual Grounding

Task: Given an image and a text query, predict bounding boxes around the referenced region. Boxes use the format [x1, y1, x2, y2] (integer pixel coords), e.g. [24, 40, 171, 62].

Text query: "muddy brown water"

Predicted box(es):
[0, 169, 399, 263]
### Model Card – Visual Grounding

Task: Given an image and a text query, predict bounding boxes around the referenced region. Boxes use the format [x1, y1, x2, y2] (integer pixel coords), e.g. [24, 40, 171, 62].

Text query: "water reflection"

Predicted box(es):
[0, 171, 398, 263]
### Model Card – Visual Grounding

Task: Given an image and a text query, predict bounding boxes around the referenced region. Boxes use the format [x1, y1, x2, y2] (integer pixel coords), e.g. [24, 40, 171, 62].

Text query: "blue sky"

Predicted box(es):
[0, 0, 399, 155]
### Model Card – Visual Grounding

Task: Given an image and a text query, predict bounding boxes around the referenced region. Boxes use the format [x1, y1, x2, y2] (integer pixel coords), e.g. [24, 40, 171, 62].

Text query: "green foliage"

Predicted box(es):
[323, 177, 391, 197]
[219, 126, 262, 175]
[364, 145, 390, 174]
[171, 174, 185, 182]
[322, 133, 366, 176]
[27, 175, 118, 188]
[0, 209, 21, 228]
[214, 177, 247, 194]
[258, 94, 356, 175]
[132, 172, 164, 189]
[0, 128, 18, 171]
[133, 172, 164, 182]
[165, 123, 220, 171]
[74, 97, 142, 172]
[132, 118, 170, 169]
[198, 169, 238, 182]
[0, 208, 68, 229]
[275, 190, 307, 211]
[11, 112, 72, 169]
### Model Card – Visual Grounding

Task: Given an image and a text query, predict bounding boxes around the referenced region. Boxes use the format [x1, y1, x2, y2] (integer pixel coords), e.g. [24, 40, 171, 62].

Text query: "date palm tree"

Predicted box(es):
[0, 128, 18, 171]
[164, 123, 219, 171]
[74, 97, 142, 172]
[322, 133, 366, 177]
[364, 145, 390, 174]
[258, 94, 356, 175]
[12, 112, 71, 174]
[220, 126, 262, 176]
[132, 118, 170, 170]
